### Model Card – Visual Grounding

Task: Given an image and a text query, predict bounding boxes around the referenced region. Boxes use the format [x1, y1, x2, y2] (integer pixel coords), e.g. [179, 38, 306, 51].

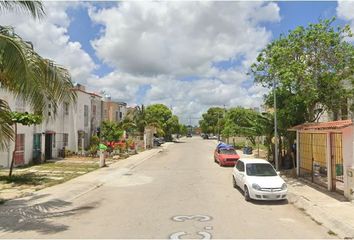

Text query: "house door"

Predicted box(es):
[330, 133, 344, 193]
[45, 134, 53, 160]
[33, 134, 41, 164]
[14, 134, 25, 166]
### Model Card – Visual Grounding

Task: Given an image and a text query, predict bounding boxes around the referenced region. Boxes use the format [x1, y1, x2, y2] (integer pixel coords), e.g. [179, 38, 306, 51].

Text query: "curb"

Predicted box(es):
[287, 191, 354, 239]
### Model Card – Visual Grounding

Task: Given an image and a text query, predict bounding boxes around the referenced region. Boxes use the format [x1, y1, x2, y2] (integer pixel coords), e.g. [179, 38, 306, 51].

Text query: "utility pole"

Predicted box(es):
[189, 116, 192, 134]
[217, 113, 220, 142]
[273, 78, 279, 170]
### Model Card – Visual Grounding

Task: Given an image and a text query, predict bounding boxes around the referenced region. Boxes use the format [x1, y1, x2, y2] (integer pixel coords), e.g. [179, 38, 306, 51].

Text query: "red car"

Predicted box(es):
[214, 144, 240, 167]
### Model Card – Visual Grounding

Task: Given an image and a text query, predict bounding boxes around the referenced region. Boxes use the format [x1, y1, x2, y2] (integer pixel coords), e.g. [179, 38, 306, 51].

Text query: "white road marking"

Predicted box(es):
[172, 215, 212, 222]
[169, 231, 187, 239]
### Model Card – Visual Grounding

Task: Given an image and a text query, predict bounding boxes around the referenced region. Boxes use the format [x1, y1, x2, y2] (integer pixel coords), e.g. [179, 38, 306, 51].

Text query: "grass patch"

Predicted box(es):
[33, 162, 99, 172]
[0, 173, 48, 186]
[0, 162, 99, 190]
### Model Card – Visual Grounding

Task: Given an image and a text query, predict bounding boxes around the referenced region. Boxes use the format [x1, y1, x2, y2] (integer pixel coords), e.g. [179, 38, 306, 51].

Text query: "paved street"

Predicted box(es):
[0, 138, 333, 239]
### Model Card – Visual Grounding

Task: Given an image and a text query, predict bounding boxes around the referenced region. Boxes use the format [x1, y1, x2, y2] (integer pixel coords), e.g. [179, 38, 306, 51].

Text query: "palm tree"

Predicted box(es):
[127, 105, 163, 137]
[0, 1, 44, 18]
[0, 99, 12, 149]
[0, 1, 76, 149]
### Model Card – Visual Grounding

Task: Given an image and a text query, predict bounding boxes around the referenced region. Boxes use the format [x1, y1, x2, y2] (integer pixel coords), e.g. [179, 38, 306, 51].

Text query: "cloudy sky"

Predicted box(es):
[1, 1, 353, 124]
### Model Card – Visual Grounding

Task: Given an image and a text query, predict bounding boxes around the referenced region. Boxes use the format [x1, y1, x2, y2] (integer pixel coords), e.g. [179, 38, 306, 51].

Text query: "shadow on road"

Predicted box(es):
[0, 194, 97, 235]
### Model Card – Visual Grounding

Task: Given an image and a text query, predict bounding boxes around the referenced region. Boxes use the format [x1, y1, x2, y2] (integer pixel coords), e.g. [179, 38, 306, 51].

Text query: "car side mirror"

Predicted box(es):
[276, 171, 280, 175]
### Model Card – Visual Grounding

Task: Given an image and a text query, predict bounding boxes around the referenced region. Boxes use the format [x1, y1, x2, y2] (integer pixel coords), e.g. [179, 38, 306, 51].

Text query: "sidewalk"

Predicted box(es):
[0, 143, 172, 207]
[285, 176, 354, 239]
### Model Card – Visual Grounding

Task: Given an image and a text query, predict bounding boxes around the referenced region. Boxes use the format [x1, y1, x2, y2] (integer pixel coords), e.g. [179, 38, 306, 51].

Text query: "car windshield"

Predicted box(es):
[246, 163, 277, 176]
[220, 148, 236, 154]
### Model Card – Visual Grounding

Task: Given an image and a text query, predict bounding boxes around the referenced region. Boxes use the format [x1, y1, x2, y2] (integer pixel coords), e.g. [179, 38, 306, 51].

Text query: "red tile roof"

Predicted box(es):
[289, 119, 352, 131]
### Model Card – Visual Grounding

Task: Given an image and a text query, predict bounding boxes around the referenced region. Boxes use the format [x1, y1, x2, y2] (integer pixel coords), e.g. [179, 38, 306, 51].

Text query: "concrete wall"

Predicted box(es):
[71, 90, 93, 152]
[0, 90, 35, 168]
[91, 96, 102, 136]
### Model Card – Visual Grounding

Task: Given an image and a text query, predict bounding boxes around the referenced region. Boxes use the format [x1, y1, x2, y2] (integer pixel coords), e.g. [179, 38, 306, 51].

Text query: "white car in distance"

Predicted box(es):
[232, 158, 287, 201]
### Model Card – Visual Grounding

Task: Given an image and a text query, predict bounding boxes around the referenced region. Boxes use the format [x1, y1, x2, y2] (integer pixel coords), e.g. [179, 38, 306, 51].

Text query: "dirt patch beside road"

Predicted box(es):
[0, 150, 142, 202]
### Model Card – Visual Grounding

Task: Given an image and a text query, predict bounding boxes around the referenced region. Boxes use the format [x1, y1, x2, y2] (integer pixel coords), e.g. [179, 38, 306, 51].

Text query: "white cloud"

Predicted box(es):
[337, 0, 354, 39]
[0, 1, 278, 125]
[89, 1, 279, 76]
[0, 2, 96, 83]
[88, 1, 278, 124]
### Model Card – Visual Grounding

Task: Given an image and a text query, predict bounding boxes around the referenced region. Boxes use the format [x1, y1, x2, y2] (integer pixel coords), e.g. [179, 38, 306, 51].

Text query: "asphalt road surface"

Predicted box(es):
[0, 137, 334, 239]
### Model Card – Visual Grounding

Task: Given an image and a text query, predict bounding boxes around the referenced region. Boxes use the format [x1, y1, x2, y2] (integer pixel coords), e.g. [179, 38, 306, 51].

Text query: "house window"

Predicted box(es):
[63, 133, 69, 147]
[119, 111, 123, 120]
[84, 105, 89, 127]
[64, 102, 69, 115]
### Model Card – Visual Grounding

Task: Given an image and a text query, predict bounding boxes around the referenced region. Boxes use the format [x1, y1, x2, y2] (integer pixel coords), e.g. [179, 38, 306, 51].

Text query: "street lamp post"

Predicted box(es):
[273, 78, 279, 170]
[217, 113, 220, 142]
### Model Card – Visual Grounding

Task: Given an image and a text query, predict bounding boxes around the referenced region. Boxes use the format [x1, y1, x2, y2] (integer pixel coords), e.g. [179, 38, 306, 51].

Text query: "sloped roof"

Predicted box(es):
[289, 119, 352, 131]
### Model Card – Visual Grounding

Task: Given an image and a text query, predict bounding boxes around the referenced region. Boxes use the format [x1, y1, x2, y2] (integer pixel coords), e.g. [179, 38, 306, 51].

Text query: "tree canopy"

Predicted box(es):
[199, 107, 225, 134]
[145, 104, 179, 138]
[250, 18, 354, 122]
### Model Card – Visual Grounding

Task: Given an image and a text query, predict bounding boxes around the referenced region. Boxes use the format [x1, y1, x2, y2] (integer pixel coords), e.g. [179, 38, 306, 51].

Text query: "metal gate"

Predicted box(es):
[299, 132, 328, 188]
[330, 133, 344, 193]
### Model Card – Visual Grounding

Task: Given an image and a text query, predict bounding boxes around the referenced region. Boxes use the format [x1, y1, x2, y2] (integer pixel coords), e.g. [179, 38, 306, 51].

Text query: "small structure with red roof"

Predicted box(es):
[289, 119, 353, 200]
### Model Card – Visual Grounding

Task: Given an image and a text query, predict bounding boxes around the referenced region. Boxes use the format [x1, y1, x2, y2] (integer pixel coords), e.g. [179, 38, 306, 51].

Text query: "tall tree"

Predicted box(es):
[251, 18, 354, 122]
[199, 107, 225, 134]
[250, 18, 354, 163]
[145, 104, 172, 137]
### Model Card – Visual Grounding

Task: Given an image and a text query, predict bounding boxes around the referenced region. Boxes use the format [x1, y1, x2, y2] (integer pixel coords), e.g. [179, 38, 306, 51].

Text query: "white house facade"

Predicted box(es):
[0, 84, 104, 168]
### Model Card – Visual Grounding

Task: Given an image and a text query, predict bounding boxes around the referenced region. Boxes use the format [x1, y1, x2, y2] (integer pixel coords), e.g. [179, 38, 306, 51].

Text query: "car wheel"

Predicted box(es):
[232, 176, 237, 188]
[244, 186, 251, 201]
[214, 157, 217, 163]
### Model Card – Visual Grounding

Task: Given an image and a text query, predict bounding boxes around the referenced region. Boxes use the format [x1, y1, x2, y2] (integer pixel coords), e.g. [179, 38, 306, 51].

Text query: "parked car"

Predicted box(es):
[202, 134, 209, 139]
[187, 133, 192, 137]
[153, 138, 163, 146]
[232, 158, 287, 201]
[214, 142, 240, 167]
